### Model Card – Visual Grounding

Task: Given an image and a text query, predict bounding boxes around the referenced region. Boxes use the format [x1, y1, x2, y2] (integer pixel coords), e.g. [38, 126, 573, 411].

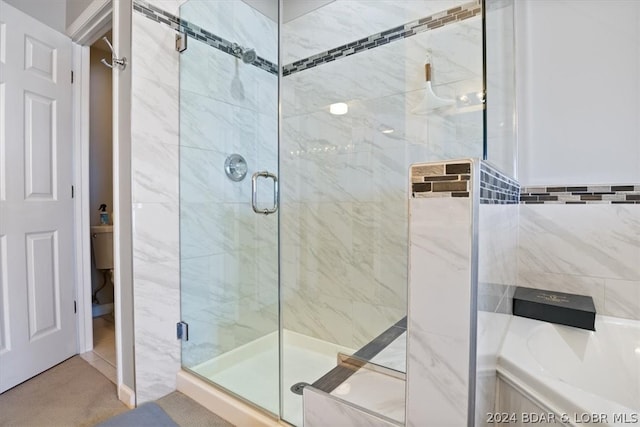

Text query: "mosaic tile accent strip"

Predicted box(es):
[520, 185, 640, 204]
[282, 0, 482, 77]
[411, 161, 472, 198]
[480, 162, 520, 205]
[133, 0, 278, 75]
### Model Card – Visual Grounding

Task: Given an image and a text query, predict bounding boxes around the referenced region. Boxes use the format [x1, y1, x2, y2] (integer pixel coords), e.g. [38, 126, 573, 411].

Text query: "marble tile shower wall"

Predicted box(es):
[518, 188, 640, 321]
[177, 0, 279, 368]
[131, 0, 183, 404]
[280, 1, 484, 349]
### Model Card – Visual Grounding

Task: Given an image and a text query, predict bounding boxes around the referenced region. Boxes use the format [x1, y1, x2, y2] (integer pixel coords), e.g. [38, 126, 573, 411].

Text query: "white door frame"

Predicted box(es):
[68, 0, 135, 407]
[71, 42, 92, 355]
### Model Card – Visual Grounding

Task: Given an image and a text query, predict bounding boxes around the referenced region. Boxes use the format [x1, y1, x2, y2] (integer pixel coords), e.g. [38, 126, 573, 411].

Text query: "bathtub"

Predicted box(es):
[498, 315, 640, 426]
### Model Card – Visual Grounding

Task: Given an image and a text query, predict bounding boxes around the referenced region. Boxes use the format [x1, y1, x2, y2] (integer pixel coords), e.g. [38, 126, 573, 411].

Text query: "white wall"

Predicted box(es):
[516, 0, 640, 186]
[89, 46, 113, 303]
[4, 0, 66, 33]
[89, 46, 113, 226]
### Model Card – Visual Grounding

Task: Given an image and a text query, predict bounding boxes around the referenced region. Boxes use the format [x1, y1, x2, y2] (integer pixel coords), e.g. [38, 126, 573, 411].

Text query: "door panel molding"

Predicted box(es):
[25, 231, 60, 340]
[24, 36, 57, 82]
[24, 91, 56, 200]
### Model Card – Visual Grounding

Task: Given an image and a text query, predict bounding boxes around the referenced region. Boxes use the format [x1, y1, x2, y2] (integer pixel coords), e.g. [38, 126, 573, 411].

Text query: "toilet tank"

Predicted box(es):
[91, 225, 113, 270]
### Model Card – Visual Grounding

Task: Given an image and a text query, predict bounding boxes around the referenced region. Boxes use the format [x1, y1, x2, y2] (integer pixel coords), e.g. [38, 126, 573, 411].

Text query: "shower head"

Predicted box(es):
[232, 43, 257, 64]
[242, 48, 256, 64]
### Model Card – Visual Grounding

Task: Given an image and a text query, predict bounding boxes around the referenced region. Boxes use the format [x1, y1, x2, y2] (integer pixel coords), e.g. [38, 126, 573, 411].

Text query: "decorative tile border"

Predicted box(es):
[283, 0, 481, 76]
[411, 161, 471, 199]
[520, 185, 640, 204]
[133, 0, 278, 75]
[133, 0, 481, 78]
[480, 162, 520, 205]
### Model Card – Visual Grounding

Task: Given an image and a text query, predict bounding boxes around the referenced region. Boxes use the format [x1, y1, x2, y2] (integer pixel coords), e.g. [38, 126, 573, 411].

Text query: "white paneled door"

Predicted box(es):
[0, 1, 76, 392]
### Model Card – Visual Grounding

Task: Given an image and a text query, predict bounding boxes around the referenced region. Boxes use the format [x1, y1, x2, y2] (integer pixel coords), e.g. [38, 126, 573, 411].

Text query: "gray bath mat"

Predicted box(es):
[95, 402, 179, 427]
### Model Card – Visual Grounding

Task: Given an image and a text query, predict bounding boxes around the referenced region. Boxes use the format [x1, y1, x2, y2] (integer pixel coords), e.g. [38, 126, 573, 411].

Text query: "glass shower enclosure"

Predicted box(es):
[177, 0, 503, 425]
[178, 0, 279, 415]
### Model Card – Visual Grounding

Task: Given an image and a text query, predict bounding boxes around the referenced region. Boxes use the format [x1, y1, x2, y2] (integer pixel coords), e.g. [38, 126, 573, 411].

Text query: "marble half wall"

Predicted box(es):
[406, 158, 520, 427]
[406, 159, 477, 427]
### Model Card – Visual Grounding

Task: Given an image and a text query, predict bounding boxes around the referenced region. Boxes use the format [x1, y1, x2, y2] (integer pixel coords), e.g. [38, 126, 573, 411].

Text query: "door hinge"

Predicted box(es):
[176, 33, 187, 52]
[71, 70, 74, 83]
[74, 300, 77, 313]
[177, 321, 189, 341]
[71, 185, 75, 198]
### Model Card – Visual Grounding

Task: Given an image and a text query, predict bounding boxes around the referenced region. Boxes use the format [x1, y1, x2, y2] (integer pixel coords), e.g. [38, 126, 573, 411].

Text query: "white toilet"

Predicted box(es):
[91, 225, 114, 317]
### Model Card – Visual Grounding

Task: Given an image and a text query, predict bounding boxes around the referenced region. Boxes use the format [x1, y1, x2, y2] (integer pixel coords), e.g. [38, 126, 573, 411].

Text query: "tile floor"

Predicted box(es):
[80, 314, 117, 384]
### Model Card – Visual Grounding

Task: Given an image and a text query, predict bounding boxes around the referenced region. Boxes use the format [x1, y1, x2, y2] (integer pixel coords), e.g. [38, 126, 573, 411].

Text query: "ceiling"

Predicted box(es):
[241, 0, 336, 23]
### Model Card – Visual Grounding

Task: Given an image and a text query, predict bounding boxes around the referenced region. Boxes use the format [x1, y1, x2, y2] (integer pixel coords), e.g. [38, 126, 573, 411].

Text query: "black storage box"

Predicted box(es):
[513, 287, 596, 331]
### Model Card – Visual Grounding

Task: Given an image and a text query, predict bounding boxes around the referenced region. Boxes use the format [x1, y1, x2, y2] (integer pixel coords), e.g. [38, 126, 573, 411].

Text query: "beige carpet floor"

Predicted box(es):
[0, 356, 127, 427]
[0, 356, 234, 427]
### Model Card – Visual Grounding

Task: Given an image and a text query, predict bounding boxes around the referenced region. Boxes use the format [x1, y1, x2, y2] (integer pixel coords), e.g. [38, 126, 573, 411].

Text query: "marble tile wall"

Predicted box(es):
[131, 0, 184, 404]
[177, 0, 279, 370]
[476, 161, 519, 427]
[280, 1, 484, 350]
[518, 202, 640, 321]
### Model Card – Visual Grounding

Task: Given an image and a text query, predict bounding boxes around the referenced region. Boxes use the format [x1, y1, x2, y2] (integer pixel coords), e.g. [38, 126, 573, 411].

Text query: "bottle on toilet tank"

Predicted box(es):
[99, 204, 109, 225]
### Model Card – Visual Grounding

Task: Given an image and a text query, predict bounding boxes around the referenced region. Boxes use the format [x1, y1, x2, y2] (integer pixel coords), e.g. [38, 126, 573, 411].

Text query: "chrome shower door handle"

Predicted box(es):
[251, 171, 278, 215]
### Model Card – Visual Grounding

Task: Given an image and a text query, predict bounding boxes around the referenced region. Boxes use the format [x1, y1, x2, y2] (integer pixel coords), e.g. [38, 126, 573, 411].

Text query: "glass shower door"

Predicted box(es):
[178, 0, 279, 415]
